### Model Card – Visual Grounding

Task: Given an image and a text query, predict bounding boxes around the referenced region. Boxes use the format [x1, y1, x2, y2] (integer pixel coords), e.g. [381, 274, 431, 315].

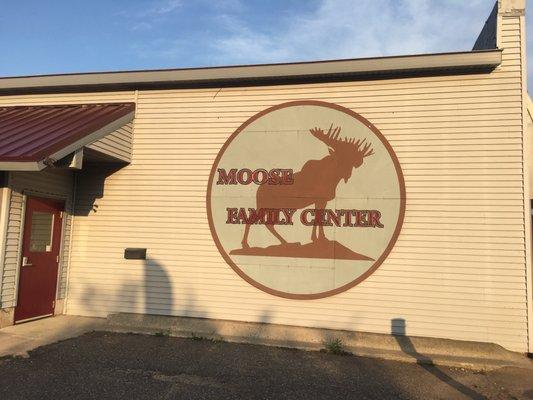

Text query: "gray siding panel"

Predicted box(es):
[86, 122, 133, 163]
[0, 187, 6, 301]
[0, 190, 23, 308]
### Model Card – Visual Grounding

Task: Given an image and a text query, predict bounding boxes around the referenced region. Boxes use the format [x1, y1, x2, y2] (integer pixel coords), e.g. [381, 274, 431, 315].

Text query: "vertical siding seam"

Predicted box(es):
[130, 90, 139, 163]
[55, 202, 68, 301]
[56, 192, 73, 300]
[61, 214, 73, 297]
[64, 174, 77, 314]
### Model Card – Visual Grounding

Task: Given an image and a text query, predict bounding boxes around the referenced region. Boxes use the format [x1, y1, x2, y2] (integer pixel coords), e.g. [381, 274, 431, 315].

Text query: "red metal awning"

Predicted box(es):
[0, 103, 135, 170]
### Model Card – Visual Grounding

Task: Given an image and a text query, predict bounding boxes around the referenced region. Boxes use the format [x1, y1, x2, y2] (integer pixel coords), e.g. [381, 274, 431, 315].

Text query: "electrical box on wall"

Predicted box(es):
[124, 248, 146, 260]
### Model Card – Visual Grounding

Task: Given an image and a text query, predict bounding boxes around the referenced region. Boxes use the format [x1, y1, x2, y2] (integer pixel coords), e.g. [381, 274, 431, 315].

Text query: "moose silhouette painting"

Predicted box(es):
[230, 124, 376, 261]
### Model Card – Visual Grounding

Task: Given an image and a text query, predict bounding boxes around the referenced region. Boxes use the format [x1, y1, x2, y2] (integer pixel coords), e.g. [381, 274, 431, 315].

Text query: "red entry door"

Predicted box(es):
[14, 196, 64, 323]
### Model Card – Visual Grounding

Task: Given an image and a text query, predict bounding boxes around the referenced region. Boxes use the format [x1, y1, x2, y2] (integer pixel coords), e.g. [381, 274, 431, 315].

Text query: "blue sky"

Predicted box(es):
[0, 0, 531, 88]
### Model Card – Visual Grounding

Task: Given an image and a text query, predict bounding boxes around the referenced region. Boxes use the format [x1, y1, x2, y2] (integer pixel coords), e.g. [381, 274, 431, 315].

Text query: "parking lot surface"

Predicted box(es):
[0, 332, 532, 400]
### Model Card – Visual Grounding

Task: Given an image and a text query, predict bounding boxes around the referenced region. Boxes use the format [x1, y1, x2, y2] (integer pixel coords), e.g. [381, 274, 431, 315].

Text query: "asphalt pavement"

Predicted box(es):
[0, 331, 532, 400]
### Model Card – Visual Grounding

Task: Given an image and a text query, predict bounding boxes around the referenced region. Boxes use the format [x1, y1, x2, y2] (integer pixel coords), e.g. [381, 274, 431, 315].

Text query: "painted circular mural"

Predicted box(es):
[207, 100, 405, 299]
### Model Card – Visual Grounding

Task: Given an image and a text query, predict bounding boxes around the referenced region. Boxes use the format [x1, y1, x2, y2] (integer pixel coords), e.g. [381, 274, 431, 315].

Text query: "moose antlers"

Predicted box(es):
[309, 124, 374, 158]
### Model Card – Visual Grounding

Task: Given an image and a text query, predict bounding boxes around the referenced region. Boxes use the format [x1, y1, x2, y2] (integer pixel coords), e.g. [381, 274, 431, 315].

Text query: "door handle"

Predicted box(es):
[22, 256, 33, 267]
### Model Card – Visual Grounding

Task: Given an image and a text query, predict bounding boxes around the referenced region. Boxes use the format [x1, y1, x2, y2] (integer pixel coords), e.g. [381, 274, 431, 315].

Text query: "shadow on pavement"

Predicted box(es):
[392, 318, 486, 400]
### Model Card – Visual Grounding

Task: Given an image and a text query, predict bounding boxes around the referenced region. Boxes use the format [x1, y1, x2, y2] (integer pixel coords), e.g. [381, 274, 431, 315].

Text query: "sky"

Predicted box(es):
[0, 0, 531, 89]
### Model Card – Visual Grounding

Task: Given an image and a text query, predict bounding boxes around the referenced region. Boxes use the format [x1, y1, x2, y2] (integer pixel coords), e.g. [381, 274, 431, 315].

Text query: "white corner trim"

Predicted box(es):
[0, 184, 12, 305]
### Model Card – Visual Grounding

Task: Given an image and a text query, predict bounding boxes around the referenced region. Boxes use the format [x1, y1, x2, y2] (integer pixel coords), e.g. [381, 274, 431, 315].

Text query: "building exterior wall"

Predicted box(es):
[0, 169, 74, 311]
[0, 4, 529, 351]
[66, 70, 529, 350]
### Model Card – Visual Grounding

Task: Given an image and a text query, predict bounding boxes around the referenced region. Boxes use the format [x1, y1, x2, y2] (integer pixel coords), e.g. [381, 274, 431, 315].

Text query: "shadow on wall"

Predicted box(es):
[143, 257, 173, 316]
[73, 163, 124, 217]
[70, 162, 277, 338]
[71, 163, 214, 327]
[142, 257, 222, 340]
[78, 255, 216, 327]
[78, 258, 171, 317]
[0, 171, 7, 189]
[392, 318, 485, 400]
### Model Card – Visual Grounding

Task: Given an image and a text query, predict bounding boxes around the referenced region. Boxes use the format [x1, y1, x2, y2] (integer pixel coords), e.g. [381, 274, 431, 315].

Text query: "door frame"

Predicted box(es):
[13, 191, 68, 319]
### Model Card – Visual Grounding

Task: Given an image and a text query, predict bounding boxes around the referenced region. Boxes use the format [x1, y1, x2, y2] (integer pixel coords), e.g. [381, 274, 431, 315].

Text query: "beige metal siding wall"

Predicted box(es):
[87, 122, 134, 163]
[0, 169, 74, 307]
[0, 39, 529, 351]
[65, 37, 530, 352]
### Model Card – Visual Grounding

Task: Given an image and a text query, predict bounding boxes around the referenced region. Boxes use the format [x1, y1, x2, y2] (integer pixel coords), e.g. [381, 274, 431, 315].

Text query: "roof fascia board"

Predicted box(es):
[0, 161, 40, 171]
[0, 50, 502, 94]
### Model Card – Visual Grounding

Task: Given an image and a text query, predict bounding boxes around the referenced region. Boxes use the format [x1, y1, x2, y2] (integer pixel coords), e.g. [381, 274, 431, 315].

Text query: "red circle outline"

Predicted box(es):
[206, 100, 406, 300]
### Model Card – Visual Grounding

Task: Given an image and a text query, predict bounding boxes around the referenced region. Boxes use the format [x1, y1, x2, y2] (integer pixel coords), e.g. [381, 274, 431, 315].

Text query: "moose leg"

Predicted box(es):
[242, 223, 251, 249]
[315, 201, 328, 242]
[266, 224, 288, 245]
[317, 220, 327, 242]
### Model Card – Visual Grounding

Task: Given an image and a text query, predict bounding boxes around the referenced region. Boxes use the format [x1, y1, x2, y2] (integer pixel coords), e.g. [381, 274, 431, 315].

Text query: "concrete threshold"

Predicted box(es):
[107, 313, 533, 372]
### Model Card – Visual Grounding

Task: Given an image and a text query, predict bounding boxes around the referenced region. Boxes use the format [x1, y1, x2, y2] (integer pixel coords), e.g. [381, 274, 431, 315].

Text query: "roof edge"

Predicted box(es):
[0, 111, 135, 170]
[0, 104, 135, 170]
[0, 50, 502, 95]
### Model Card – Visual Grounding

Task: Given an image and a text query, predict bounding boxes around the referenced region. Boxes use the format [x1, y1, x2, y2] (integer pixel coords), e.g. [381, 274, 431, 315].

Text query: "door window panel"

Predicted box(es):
[29, 212, 54, 252]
